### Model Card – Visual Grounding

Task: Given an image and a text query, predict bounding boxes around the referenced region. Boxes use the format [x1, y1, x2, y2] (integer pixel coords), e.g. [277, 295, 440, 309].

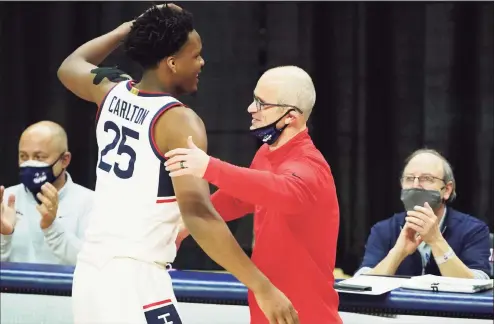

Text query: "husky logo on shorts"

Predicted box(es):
[143, 299, 182, 324]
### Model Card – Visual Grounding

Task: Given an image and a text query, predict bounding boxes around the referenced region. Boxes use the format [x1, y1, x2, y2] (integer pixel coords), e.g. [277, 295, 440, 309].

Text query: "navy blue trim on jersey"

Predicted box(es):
[126, 81, 172, 97]
[148, 101, 182, 200]
[156, 161, 176, 198]
[148, 101, 183, 162]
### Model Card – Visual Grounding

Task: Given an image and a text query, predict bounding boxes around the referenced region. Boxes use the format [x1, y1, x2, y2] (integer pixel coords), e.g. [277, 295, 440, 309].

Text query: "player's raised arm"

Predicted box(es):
[57, 22, 133, 105]
[157, 107, 299, 324]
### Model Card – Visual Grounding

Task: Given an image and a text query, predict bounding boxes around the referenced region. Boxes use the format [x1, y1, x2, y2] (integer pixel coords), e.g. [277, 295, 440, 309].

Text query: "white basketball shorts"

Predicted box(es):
[72, 257, 183, 324]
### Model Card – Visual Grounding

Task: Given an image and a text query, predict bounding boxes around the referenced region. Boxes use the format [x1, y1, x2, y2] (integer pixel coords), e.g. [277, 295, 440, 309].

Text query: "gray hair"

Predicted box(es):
[403, 148, 457, 203]
[261, 66, 316, 119]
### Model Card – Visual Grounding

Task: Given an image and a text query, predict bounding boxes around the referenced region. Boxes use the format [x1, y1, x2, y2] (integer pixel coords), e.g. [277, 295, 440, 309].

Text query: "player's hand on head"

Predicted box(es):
[164, 136, 210, 178]
[162, 3, 183, 11]
[254, 284, 300, 324]
[36, 183, 59, 229]
[0, 186, 17, 235]
[138, 3, 183, 20]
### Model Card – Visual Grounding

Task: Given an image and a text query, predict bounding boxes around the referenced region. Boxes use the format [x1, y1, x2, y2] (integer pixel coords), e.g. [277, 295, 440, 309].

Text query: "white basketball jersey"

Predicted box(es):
[79, 80, 183, 267]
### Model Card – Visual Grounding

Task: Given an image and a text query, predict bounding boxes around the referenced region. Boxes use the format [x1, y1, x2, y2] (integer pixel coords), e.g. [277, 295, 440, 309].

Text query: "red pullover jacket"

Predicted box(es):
[204, 129, 342, 324]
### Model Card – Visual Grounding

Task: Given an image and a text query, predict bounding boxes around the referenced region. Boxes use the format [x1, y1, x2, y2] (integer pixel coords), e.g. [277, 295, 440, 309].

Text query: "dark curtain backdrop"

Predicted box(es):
[0, 2, 493, 274]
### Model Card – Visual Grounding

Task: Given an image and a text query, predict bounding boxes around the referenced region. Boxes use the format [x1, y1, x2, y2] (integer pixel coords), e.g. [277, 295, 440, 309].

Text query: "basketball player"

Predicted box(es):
[57, 4, 298, 324]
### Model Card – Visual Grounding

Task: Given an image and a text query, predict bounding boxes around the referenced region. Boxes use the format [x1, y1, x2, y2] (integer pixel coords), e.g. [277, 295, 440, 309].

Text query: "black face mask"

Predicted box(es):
[249, 110, 293, 145]
[400, 188, 443, 212]
[19, 154, 64, 198]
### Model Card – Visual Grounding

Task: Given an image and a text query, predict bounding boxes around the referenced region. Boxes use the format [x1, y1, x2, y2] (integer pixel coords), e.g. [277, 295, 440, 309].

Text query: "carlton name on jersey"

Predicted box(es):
[83, 82, 181, 266]
[107, 95, 150, 126]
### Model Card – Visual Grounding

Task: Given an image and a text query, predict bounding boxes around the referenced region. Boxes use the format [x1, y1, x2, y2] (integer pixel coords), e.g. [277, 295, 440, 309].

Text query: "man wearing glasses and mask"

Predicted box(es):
[0, 121, 94, 265]
[355, 149, 491, 279]
[165, 66, 342, 324]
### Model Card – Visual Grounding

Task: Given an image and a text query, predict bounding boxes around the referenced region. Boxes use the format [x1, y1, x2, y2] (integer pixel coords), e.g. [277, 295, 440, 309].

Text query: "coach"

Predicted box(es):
[165, 66, 342, 324]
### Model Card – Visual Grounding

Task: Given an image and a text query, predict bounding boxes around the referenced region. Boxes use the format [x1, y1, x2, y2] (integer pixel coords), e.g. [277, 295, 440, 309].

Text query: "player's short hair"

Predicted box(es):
[123, 4, 194, 69]
[403, 148, 457, 202]
[264, 66, 316, 119]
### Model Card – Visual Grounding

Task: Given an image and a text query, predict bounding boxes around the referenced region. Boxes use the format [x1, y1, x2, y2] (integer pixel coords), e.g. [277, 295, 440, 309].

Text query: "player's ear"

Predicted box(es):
[165, 56, 177, 73]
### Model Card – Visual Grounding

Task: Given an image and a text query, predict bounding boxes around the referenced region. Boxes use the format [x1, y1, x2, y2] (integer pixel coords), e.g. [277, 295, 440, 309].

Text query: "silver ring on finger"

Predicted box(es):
[180, 161, 186, 169]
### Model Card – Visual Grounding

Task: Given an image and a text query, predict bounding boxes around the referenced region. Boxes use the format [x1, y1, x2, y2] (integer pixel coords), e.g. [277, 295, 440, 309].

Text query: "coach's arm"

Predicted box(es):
[157, 107, 273, 294]
[164, 142, 323, 214]
[199, 157, 322, 214]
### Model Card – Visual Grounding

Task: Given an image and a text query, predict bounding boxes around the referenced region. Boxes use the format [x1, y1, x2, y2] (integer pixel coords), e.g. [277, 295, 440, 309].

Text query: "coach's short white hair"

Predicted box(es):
[261, 66, 316, 119]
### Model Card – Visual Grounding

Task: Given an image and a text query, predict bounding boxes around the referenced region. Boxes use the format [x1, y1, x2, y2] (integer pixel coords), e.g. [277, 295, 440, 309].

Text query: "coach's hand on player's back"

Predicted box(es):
[0, 186, 17, 235]
[36, 183, 59, 230]
[254, 284, 300, 324]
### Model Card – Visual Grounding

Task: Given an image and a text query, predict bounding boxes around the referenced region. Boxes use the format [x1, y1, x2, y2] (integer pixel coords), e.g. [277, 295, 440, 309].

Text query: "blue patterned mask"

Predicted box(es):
[250, 110, 292, 145]
[19, 155, 64, 196]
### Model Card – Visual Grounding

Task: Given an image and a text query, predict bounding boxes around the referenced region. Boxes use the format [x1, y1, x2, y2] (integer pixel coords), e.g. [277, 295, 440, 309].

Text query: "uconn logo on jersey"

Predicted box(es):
[143, 299, 182, 324]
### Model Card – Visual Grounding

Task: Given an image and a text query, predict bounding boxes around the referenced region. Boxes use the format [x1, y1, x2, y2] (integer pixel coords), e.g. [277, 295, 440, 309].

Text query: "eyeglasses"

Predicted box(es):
[253, 96, 304, 114]
[400, 174, 445, 185]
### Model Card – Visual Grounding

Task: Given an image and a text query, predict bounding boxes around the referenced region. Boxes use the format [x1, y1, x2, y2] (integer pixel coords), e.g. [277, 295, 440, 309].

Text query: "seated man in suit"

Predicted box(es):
[355, 149, 491, 279]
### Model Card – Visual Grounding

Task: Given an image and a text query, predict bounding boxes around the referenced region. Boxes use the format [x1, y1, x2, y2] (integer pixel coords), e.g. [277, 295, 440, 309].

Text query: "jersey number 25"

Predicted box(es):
[98, 120, 139, 179]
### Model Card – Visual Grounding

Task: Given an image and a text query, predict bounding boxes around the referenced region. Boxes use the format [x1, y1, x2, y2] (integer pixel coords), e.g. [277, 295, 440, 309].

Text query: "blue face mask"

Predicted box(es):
[250, 110, 293, 145]
[19, 155, 64, 196]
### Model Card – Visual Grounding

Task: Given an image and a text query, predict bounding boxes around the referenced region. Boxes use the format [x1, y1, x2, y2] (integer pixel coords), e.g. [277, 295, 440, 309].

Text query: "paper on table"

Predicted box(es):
[335, 275, 411, 295]
[401, 274, 494, 293]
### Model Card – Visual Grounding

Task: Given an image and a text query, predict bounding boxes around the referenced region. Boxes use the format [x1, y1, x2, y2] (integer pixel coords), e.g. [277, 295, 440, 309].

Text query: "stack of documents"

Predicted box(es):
[400, 274, 494, 293]
[334, 275, 410, 295]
